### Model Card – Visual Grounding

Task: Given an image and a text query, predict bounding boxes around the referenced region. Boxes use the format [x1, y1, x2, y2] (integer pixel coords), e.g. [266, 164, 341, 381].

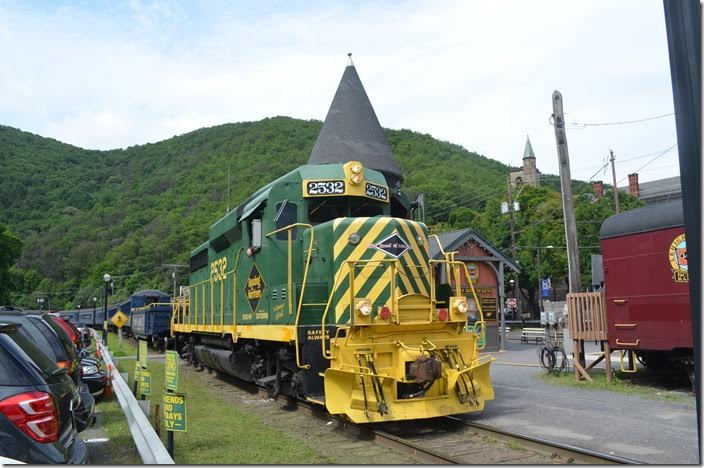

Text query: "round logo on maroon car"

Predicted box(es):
[668, 234, 688, 283]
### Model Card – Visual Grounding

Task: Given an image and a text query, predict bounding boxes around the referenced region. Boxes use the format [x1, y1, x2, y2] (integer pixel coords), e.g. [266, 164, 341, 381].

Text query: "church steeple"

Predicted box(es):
[308, 54, 404, 187]
[523, 135, 536, 160]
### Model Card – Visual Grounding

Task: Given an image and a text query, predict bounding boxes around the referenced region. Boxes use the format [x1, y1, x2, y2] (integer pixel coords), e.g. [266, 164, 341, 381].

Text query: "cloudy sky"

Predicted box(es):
[0, 0, 680, 185]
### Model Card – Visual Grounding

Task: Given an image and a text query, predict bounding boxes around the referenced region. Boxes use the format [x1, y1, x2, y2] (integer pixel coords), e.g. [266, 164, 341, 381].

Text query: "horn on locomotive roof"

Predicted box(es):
[307, 53, 404, 188]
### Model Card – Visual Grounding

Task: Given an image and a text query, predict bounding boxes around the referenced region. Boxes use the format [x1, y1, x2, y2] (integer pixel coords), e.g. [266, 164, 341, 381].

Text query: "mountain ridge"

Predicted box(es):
[1, 116, 516, 307]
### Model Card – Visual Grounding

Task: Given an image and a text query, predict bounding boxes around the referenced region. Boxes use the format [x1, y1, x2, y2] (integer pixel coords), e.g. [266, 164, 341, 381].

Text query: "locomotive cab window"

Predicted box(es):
[274, 200, 297, 240]
[308, 199, 346, 224]
[350, 199, 385, 217]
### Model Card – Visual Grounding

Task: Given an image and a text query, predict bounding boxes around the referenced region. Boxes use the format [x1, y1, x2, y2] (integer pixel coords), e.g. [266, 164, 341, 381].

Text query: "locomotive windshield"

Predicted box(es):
[307, 197, 387, 224]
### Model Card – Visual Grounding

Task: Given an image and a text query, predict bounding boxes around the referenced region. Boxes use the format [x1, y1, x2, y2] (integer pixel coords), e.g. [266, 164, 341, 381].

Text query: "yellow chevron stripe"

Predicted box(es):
[333, 218, 392, 321]
[334, 235, 415, 322]
[333, 217, 368, 259]
[408, 220, 431, 254]
[396, 220, 429, 296]
[347, 251, 392, 317]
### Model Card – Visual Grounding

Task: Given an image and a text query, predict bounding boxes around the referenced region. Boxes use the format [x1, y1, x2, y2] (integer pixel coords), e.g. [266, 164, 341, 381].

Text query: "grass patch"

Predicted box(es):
[507, 440, 523, 451]
[537, 369, 688, 403]
[106, 332, 138, 356]
[97, 393, 142, 464]
[115, 349, 329, 464]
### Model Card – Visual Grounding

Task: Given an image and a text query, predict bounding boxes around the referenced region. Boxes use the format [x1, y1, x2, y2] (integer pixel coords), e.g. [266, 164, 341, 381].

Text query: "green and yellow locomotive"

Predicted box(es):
[172, 56, 494, 423]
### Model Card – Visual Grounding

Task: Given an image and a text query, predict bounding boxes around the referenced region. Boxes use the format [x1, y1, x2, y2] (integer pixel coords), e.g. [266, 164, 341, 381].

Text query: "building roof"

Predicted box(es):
[307, 55, 404, 187]
[523, 135, 536, 159]
[619, 175, 682, 203]
[428, 228, 521, 272]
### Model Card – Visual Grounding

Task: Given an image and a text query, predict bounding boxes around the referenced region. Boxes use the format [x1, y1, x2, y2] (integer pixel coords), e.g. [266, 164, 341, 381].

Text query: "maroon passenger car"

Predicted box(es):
[600, 199, 692, 377]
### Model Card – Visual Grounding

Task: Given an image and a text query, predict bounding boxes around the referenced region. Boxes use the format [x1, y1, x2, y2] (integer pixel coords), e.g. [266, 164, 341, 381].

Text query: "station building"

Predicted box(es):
[429, 228, 521, 351]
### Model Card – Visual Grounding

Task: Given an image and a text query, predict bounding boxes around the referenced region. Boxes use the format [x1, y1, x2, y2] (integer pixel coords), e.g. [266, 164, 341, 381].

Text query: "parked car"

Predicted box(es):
[0, 311, 95, 431]
[49, 315, 82, 350]
[0, 322, 88, 463]
[77, 348, 107, 395]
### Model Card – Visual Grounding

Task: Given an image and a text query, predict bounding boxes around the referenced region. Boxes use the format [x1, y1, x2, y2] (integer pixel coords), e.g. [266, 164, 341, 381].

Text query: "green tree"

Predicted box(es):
[0, 224, 22, 304]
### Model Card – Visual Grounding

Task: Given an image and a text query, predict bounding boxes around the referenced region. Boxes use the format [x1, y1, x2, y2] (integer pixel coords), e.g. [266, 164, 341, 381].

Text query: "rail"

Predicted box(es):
[95, 332, 174, 464]
[449, 418, 639, 464]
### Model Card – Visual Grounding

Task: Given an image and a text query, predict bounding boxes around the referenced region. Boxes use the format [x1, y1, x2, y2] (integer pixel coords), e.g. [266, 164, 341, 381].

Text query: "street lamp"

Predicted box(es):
[103, 274, 111, 344]
[92, 297, 97, 329]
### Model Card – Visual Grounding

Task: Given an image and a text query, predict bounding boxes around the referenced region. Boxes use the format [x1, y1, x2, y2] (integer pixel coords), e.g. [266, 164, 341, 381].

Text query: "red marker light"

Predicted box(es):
[437, 308, 449, 321]
[379, 305, 391, 319]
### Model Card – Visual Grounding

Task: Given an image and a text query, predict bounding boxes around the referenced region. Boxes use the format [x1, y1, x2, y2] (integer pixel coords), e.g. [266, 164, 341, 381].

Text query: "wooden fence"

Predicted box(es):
[567, 291, 608, 341]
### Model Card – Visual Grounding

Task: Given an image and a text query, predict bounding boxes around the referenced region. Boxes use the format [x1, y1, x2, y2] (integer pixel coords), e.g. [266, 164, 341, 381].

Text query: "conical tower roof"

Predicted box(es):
[308, 55, 404, 187]
[523, 135, 536, 159]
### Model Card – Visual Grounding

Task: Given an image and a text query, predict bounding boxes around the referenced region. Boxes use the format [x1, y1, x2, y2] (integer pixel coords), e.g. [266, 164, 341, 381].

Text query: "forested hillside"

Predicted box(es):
[3, 117, 532, 308]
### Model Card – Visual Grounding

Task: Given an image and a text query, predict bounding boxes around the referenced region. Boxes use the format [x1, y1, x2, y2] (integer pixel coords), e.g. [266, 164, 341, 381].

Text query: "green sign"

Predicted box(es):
[138, 368, 151, 396]
[165, 351, 179, 391]
[163, 392, 187, 432]
[134, 362, 141, 381]
[139, 340, 148, 368]
[103, 320, 108, 330]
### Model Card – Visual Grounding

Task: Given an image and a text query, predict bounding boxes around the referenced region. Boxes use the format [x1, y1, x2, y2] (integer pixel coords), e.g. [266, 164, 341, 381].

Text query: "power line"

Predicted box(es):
[617, 143, 678, 184]
[425, 184, 508, 217]
[424, 184, 506, 214]
[550, 112, 675, 129]
[568, 112, 674, 128]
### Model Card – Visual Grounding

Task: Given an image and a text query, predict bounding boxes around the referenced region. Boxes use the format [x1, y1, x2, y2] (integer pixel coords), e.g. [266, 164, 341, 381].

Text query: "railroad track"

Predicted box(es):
[191, 365, 637, 464]
[274, 394, 637, 464]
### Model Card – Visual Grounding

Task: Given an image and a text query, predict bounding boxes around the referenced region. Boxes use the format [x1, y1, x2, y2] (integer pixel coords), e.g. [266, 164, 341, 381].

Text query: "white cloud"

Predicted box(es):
[0, 0, 679, 183]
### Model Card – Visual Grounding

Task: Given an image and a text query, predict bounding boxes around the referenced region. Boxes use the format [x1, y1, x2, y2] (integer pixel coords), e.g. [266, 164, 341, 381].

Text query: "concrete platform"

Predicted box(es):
[471, 332, 698, 464]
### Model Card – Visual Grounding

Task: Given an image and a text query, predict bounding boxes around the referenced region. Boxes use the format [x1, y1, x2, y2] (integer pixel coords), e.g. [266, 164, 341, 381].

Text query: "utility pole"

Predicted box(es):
[507, 175, 517, 258]
[609, 149, 620, 213]
[505, 174, 520, 316]
[163, 264, 188, 299]
[551, 91, 581, 293]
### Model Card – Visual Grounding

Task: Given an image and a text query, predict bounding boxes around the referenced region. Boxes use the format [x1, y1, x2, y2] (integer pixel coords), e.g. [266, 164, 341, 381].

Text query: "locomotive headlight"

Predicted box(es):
[454, 298, 469, 314]
[351, 163, 362, 174]
[355, 299, 372, 316]
[350, 173, 362, 184]
[348, 232, 360, 245]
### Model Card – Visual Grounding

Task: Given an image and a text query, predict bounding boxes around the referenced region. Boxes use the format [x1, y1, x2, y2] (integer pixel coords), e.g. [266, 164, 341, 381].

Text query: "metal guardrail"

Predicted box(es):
[95, 332, 174, 464]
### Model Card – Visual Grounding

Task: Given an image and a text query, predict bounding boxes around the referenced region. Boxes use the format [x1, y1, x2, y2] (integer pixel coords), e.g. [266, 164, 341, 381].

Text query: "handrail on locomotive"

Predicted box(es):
[319, 233, 487, 361]
[264, 222, 315, 369]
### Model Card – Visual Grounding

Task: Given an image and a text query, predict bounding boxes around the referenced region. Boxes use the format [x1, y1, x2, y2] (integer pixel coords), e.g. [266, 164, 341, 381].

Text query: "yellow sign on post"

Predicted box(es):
[111, 310, 129, 328]
[139, 340, 148, 368]
[163, 393, 187, 432]
[138, 368, 152, 396]
[165, 351, 179, 391]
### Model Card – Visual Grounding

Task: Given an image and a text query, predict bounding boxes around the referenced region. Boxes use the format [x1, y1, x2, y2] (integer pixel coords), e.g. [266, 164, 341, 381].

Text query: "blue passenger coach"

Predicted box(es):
[129, 290, 172, 349]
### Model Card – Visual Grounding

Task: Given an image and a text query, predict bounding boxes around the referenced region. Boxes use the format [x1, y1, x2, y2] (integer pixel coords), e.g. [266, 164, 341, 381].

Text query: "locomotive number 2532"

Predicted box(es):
[365, 183, 388, 201]
[306, 180, 345, 196]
